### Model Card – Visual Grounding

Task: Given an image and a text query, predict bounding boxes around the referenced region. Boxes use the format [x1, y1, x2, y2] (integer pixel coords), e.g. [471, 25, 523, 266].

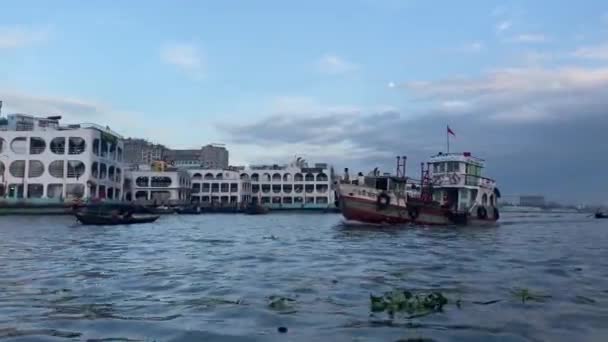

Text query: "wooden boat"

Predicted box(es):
[175, 206, 203, 215]
[244, 203, 269, 215]
[595, 212, 608, 219]
[338, 152, 500, 226]
[75, 212, 160, 225]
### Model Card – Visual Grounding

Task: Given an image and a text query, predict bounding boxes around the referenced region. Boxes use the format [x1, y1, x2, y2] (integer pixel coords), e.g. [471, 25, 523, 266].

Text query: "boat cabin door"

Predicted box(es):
[444, 188, 459, 211]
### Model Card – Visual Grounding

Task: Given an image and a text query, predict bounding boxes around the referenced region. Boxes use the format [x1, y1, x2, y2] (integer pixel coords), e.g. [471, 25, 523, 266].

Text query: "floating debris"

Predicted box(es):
[472, 299, 502, 305]
[268, 296, 296, 311]
[277, 327, 288, 333]
[511, 288, 551, 303]
[370, 290, 448, 316]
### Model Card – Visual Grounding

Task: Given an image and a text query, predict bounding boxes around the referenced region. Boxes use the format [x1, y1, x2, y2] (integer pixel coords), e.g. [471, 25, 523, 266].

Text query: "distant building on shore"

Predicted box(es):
[519, 195, 545, 207]
[164, 144, 229, 169]
[123, 138, 167, 166]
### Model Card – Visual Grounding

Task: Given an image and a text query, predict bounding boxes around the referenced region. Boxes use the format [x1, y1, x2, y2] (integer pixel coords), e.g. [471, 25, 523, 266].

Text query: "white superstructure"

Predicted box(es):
[188, 159, 335, 210]
[188, 169, 252, 207]
[124, 168, 191, 205]
[0, 114, 124, 203]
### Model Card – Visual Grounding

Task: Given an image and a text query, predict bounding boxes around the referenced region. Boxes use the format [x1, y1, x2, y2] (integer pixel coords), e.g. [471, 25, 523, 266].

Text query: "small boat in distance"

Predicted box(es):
[338, 152, 501, 226]
[75, 212, 160, 225]
[244, 202, 270, 215]
[595, 212, 608, 219]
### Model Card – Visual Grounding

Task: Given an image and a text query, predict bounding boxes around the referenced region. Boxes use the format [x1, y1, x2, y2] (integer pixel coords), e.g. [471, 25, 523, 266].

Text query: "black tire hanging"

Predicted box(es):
[377, 193, 391, 210]
[408, 206, 420, 221]
[477, 206, 488, 219]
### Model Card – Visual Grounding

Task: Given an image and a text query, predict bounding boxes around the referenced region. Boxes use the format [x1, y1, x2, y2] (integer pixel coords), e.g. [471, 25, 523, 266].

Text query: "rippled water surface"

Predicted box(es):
[1, 212, 607, 341]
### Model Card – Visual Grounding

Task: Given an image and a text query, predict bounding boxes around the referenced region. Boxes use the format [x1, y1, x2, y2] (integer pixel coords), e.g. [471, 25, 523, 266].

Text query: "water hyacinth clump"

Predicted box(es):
[370, 290, 448, 316]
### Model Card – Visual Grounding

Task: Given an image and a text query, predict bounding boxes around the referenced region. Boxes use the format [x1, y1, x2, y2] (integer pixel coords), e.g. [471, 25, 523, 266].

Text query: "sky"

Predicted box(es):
[1, 0, 608, 203]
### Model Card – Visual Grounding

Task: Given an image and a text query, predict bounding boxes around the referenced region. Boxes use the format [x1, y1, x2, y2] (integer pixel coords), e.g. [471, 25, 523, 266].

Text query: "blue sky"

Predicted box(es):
[2, 0, 608, 202]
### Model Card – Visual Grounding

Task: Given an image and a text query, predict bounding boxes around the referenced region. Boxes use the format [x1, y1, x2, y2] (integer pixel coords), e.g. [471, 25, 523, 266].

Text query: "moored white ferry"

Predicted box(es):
[338, 152, 501, 225]
[0, 113, 124, 214]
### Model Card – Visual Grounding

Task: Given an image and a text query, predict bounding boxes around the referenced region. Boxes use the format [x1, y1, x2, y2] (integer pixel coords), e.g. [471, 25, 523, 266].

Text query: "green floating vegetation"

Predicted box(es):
[268, 295, 296, 311]
[370, 290, 448, 316]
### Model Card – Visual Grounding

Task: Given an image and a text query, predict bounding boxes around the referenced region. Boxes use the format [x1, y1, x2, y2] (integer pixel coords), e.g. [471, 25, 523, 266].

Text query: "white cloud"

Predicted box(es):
[317, 54, 357, 75]
[496, 21, 512, 33]
[403, 66, 608, 122]
[0, 26, 49, 49]
[573, 44, 608, 60]
[511, 34, 548, 43]
[160, 42, 204, 76]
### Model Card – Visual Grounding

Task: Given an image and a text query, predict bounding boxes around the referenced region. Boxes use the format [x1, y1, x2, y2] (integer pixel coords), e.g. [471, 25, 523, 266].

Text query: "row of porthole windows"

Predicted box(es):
[134, 176, 182, 188]
[192, 183, 240, 193]
[250, 184, 328, 193]
[190, 196, 330, 205]
[0, 183, 85, 199]
[191, 172, 329, 182]
[0, 160, 86, 179]
[0, 137, 123, 160]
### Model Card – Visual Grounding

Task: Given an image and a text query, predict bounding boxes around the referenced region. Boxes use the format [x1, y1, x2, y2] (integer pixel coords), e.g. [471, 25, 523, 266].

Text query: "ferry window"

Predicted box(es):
[68, 137, 86, 155]
[305, 184, 314, 193]
[221, 183, 229, 192]
[230, 183, 238, 192]
[67, 161, 85, 178]
[66, 184, 84, 198]
[28, 160, 44, 178]
[47, 184, 63, 198]
[447, 162, 459, 172]
[272, 173, 281, 182]
[272, 184, 281, 193]
[211, 183, 220, 193]
[375, 178, 389, 191]
[9, 160, 26, 178]
[283, 184, 292, 193]
[29, 137, 46, 154]
[27, 184, 44, 198]
[93, 139, 100, 155]
[305, 173, 315, 182]
[439, 163, 446, 172]
[10, 137, 27, 154]
[0, 138, 5, 153]
[294, 173, 303, 182]
[49, 161, 64, 178]
[202, 183, 210, 192]
[316, 173, 328, 182]
[433, 163, 439, 173]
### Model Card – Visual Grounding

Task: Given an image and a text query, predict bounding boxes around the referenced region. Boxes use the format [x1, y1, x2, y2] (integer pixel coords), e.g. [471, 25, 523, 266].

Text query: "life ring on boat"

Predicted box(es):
[376, 192, 391, 210]
[477, 206, 488, 220]
[493, 207, 500, 220]
[408, 206, 420, 221]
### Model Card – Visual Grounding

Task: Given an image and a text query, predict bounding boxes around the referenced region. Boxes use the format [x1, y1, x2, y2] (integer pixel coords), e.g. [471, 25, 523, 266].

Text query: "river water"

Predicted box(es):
[0, 212, 607, 341]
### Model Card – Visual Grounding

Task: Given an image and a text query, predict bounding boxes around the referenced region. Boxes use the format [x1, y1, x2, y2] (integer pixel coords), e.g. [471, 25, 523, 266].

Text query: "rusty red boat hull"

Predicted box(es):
[339, 195, 498, 226]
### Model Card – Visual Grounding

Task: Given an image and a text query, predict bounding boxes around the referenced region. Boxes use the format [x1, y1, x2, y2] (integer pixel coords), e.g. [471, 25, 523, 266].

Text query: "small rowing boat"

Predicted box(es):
[75, 212, 160, 226]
